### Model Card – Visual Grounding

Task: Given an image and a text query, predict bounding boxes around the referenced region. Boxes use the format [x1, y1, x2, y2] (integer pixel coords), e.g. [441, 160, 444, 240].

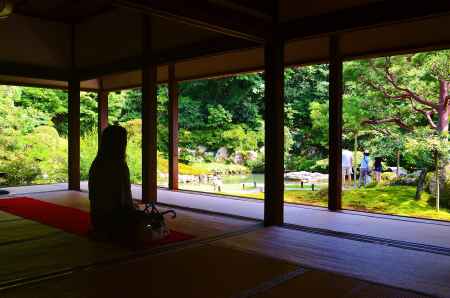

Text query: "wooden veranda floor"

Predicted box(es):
[1, 186, 450, 297]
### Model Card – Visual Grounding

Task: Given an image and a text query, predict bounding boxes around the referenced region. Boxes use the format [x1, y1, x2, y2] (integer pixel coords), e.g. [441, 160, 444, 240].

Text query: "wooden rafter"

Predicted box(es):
[113, 0, 268, 43]
[282, 1, 450, 41]
[78, 37, 257, 80]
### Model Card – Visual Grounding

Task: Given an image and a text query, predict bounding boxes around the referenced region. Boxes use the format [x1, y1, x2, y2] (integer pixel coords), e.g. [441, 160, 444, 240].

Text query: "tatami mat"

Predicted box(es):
[0, 233, 128, 285]
[0, 192, 260, 289]
[1, 244, 298, 298]
[0, 192, 447, 297]
[253, 270, 431, 298]
[216, 226, 450, 297]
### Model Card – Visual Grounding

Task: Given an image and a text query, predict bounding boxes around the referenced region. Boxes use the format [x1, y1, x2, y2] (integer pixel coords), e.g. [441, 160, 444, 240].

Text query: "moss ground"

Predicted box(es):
[224, 185, 450, 221]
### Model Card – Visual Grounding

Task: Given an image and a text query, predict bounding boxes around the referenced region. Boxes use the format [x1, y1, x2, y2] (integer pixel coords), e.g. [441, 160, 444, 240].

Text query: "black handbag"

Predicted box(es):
[135, 203, 176, 241]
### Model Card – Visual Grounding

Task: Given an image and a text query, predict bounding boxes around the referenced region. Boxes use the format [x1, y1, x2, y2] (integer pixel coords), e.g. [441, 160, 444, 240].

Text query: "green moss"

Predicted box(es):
[225, 185, 450, 221]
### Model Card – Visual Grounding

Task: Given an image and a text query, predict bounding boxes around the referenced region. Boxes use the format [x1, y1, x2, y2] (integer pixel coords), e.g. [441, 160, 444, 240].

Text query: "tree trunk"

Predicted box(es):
[396, 150, 400, 177]
[415, 169, 427, 200]
[438, 80, 449, 133]
[435, 151, 440, 212]
[437, 80, 449, 208]
[353, 132, 358, 188]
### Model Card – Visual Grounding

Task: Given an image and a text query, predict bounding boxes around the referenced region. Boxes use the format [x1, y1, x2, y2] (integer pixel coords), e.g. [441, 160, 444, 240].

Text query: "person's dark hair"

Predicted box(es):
[97, 125, 127, 161]
[374, 157, 382, 166]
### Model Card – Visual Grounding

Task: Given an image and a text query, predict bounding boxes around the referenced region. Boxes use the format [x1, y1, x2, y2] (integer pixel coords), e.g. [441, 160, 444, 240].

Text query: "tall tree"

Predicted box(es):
[361, 51, 450, 134]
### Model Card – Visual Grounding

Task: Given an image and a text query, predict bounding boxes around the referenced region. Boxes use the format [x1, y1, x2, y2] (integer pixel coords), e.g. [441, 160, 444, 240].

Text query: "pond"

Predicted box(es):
[176, 173, 327, 195]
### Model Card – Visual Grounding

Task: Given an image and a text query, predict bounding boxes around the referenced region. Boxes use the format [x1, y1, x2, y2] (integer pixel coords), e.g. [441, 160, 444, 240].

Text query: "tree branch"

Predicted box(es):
[362, 117, 413, 131]
[409, 98, 438, 129]
[365, 58, 438, 110]
[362, 77, 410, 101]
[381, 58, 438, 109]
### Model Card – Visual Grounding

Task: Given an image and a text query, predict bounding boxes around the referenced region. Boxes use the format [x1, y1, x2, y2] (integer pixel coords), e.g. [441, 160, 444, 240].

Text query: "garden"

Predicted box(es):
[0, 49, 449, 221]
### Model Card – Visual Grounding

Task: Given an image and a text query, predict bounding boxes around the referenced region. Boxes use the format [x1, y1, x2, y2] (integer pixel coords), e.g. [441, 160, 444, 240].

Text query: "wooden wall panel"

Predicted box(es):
[279, 0, 378, 22]
[100, 66, 168, 91]
[75, 9, 143, 68]
[0, 75, 67, 89]
[340, 15, 450, 60]
[0, 15, 70, 68]
[285, 37, 329, 66]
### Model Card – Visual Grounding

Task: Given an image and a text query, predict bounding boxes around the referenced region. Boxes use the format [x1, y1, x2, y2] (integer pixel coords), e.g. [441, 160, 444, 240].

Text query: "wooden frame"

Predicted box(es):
[141, 15, 158, 203]
[263, 32, 285, 226]
[114, 0, 268, 43]
[68, 77, 81, 191]
[281, 1, 450, 41]
[78, 38, 256, 81]
[97, 89, 109, 145]
[0, 61, 69, 81]
[68, 25, 80, 191]
[328, 35, 343, 211]
[168, 64, 179, 190]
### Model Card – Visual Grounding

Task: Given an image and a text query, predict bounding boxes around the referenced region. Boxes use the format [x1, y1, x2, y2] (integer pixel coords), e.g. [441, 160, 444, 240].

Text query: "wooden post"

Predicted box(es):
[328, 35, 343, 211]
[68, 25, 80, 191]
[98, 90, 109, 145]
[168, 64, 179, 190]
[142, 15, 158, 203]
[264, 33, 285, 226]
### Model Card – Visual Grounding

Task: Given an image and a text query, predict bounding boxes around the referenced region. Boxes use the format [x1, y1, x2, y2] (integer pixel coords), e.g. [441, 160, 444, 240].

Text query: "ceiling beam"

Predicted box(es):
[78, 37, 256, 80]
[0, 61, 69, 81]
[13, 1, 114, 24]
[113, 0, 268, 43]
[207, 0, 272, 20]
[282, 1, 450, 41]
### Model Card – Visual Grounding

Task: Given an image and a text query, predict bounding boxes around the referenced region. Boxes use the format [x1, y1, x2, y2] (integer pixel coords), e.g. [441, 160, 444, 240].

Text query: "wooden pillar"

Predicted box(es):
[168, 64, 179, 190]
[141, 15, 158, 203]
[264, 34, 285, 226]
[98, 90, 109, 145]
[328, 35, 343, 211]
[68, 24, 80, 191]
[68, 77, 80, 191]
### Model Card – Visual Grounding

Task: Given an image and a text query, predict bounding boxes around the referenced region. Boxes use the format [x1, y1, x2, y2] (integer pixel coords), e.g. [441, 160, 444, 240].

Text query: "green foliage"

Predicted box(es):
[207, 104, 232, 128]
[286, 155, 317, 171]
[246, 153, 265, 173]
[0, 48, 449, 222]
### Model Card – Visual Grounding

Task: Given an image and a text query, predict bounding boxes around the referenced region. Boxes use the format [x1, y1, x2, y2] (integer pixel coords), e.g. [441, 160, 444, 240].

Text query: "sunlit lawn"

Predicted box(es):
[223, 185, 450, 221]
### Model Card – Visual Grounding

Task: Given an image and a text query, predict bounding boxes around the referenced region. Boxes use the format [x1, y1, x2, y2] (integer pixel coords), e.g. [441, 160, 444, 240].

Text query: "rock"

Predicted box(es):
[387, 167, 408, 176]
[284, 171, 328, 182]
[178, 175, 198, 184]
[215, 147, 228, 161]
[247, 151, 257, 161]
[196, 145, 207, 155]
[233, 152, 244, 165]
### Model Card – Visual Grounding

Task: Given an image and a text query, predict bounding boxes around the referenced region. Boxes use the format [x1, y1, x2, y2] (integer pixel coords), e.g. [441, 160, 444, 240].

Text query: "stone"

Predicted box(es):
[233, 152, 244, 164]
[247, 151, 258, 161]
[215, 147, 228, 161]
[284, 171, 328, 182]
[196, 145, 207, 155]
[387, 167, 408, 176]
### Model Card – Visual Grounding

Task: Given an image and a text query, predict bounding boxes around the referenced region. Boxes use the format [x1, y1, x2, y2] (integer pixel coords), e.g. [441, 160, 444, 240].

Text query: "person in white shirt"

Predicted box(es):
[342, 149, 353, 186]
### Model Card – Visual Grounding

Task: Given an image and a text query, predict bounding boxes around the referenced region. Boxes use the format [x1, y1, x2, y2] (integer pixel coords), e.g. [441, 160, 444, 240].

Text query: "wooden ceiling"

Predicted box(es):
[11, 0, 388, 24]
[0, 0, 449, 91]
[12, 0, 113, 23]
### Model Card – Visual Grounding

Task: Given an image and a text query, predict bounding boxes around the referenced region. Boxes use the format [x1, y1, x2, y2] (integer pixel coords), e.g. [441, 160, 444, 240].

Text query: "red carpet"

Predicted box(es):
[0, 197, 194, 246]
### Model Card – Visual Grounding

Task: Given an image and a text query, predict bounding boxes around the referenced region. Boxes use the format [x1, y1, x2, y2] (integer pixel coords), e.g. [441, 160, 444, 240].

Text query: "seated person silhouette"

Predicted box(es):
[89, 125, 175, 245]
[88, 125, 136, 242]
